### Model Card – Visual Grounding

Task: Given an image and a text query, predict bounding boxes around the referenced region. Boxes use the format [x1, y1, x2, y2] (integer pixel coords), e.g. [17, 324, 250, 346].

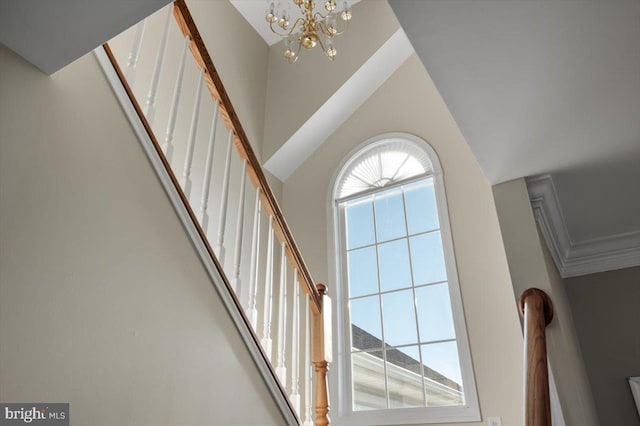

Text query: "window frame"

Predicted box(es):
[329, 133, 480, 425]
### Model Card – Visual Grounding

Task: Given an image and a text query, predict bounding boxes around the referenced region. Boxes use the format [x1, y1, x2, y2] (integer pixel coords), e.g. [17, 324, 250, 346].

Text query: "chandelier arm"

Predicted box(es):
[316, 20, 332, 37]
[269, 18, 305, 37]
[314, 11, 328, 21]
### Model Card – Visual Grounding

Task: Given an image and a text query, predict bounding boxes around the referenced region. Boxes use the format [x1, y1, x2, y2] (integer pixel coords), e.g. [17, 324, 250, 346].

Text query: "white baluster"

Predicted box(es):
[246, 188, 261, 329]
[125, 19, 147, 84]
[144, 7, 172, 125]
[289, 269, 301, 414]
[275, 242, 288, 383]
[230, 160, 248, 292]
[199, 102, 219, 233]
[303, 295, 313, 426]
[215, 131, 234, 263]
[261, 216, 275, 358]
[181, 67, 204, 199]
[163, 35, 190, 163]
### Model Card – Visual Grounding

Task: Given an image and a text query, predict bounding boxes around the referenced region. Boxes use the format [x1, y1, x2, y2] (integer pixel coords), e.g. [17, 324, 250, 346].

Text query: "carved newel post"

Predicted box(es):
[311, 284, 332, 426]
[519, 288, 554, 426]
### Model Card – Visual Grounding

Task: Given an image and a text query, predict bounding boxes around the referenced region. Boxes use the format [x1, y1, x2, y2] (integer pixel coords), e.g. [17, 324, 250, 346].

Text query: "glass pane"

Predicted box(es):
[416, 283, 456, 342]
[404, 179, 439, 235]
[381, 289, 418, 347]
[421, 342, 465, 407]
[374, 188, 406, 242]
[347, 247, 378, 298]
[352, 351, 387, 411]
[378, 239, 412, 291]
[410, 232, 447, 285]
[385, 345, 425, 408]
[350, 296, 382, 350]
[345, 198, 375, 249]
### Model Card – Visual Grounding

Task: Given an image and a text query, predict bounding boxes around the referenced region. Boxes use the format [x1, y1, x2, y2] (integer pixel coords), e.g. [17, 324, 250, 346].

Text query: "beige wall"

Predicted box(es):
[0, 44, 283, 425]
[493, 178, 600, 426]
[281, 54, 525, 425]
[262, 0, 399, 161]
[565, 266, 640, 426]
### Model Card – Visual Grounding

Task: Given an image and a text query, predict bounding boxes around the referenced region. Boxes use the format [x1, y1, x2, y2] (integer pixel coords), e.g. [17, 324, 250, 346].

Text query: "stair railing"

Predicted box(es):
[519, 288, 554, 426]
[101, 1, 331, 424]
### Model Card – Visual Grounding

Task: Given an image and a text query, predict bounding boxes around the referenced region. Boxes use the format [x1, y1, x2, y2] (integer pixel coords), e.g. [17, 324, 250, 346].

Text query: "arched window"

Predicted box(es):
[331, 134, 479, 424]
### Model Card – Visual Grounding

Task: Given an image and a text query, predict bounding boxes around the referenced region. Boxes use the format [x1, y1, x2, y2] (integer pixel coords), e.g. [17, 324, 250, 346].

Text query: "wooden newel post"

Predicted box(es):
[519, 288, 554, 426]
[311, 283, 332, 426]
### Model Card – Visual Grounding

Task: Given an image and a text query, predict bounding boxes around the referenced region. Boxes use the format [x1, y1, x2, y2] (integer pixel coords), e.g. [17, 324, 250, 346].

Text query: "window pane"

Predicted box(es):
[404, 179, 439, 235]
[385, 345, 425, 408]
[378, 239, 412, 291]
[350, 296, 382, 350]
[374, 189, 406, 242]
[421, 342, 465, 407]
[416, 283, 456, 342]
[410, 232, 447, 285]
[345, 198, 375, 249]
[381, 289, 418, 347]
[352, 351, 387, 411]
[348, 247, 378, 298]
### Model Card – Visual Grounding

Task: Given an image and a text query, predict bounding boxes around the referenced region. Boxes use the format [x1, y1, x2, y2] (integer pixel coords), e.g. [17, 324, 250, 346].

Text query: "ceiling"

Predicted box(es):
[0, 0, 171, 74]
[388, 0, 640, 273]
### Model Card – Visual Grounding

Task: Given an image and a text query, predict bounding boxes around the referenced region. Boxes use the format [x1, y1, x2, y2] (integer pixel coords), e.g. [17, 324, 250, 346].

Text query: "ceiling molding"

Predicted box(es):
[527, 175, 640, 278]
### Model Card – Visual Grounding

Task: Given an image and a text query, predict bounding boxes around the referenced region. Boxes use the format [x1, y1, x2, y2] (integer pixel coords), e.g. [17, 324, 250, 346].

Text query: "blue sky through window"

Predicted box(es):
[344, 176, 464, 407]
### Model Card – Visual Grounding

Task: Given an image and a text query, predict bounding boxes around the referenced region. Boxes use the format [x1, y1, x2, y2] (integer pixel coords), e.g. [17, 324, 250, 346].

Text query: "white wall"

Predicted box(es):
[493, 178, 600, 426]
[0, 44, 284, 425]
[281, 54, 525, 426]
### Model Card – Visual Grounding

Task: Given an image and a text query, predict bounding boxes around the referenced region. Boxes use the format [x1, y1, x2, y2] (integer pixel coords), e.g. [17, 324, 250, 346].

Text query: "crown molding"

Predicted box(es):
[526, 174, 640, 278]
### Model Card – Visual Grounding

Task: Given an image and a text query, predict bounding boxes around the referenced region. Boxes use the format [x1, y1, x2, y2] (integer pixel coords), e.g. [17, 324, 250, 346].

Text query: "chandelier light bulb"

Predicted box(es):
[326, 40, 336, 58]
[265, 2, 277, 23]
[278, 9, 289, 29]
[341, 1, 352, 21]
[325, 0, 336, 12]
[326, 13, 337, 35]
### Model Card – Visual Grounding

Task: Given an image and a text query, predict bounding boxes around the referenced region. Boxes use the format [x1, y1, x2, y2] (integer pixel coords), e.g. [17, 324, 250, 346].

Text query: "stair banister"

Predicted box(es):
[102, 0, 330, 423]
[519, 288, 554, 426]
[171, 0, 321, 310]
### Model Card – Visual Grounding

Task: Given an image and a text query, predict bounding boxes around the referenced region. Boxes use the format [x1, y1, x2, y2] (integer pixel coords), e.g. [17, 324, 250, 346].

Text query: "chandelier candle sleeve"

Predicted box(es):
[265, 0, 352, 63]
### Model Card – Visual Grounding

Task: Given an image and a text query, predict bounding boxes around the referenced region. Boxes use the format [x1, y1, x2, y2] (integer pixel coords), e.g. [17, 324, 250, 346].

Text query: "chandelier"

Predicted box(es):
[265, 0, 353, 63]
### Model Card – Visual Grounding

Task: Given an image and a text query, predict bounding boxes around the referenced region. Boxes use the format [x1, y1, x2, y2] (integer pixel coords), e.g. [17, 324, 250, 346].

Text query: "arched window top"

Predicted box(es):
[336, 136, 437, 199]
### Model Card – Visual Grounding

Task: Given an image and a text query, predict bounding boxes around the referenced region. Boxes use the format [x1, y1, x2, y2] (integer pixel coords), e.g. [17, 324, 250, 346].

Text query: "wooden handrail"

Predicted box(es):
[171, 0, 321, 312]
[519, 288, 554, 426]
